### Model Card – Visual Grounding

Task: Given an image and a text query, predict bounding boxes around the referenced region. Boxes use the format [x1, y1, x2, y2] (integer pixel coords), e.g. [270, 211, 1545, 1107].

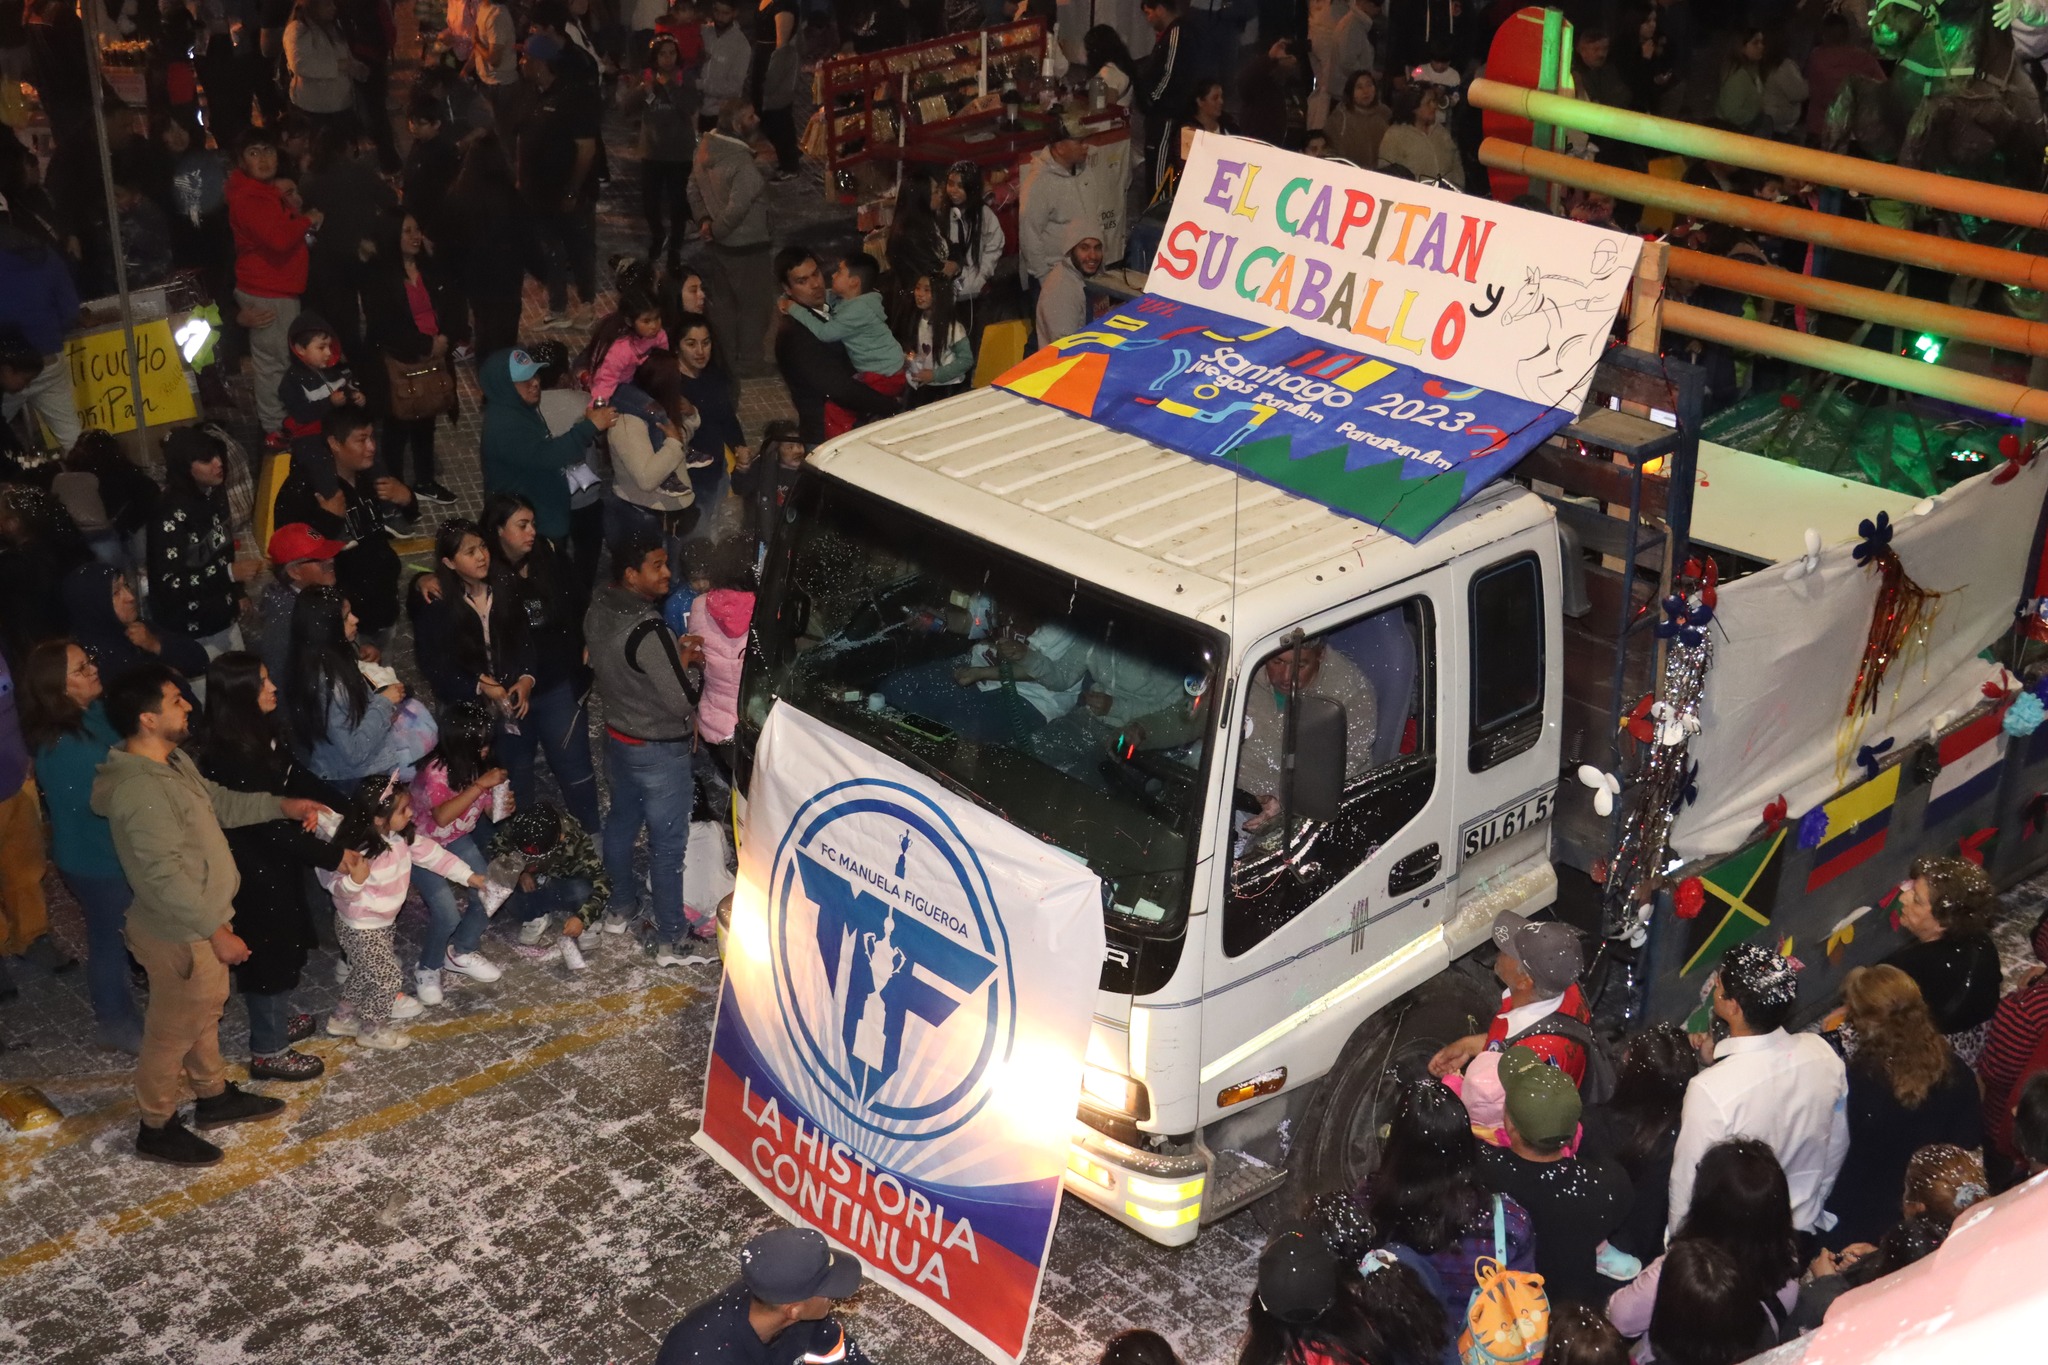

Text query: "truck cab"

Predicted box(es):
[735, 385, 1564, 1245]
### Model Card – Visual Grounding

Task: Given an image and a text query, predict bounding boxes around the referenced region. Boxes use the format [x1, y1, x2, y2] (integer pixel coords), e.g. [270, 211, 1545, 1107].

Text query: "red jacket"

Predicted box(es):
[226, 169, 311, 298]
[1484, 983, 1590, 1088]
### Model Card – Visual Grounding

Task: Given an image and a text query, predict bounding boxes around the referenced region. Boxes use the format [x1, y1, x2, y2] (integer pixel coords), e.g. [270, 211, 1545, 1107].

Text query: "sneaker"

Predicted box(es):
[559, 936, 588, 971]
[412, 480, 457, 505]
[653, 939, 693, 968]
[389, 992, 424, 1021]
[451, 344, 475, 364]
[356, 1026, 413, 1051]
[518, 917, 551, 946]
[542, 311, 574, 331]
[414, 968, 444, 1006]
[325, 1005, 360, 1037]
[600, 912, 635, 936]
[135, 1115, 223, 1166]
[512, 942, 562, 962]
[442, 948, 502, 982]
[249, 1049, 326, 1082]
[334, 959, 352, 986]
[285, 1013, 316, 1044]
[192, 1081, 286, 1129]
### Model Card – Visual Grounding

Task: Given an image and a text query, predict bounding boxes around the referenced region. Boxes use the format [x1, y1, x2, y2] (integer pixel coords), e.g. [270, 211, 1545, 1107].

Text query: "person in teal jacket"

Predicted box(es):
[19, 639, 146, 1053]
[478, 347, 616, 542]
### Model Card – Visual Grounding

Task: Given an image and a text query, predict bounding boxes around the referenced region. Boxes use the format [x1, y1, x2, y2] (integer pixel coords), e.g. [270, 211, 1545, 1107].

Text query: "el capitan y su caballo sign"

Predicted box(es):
[696, 703, 1104, 1365]
[1153, 132, 1640, 409]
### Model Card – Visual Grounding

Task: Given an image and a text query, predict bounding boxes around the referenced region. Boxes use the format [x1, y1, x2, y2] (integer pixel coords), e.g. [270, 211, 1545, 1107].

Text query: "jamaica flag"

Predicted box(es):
[1682, 828, 1787, 976]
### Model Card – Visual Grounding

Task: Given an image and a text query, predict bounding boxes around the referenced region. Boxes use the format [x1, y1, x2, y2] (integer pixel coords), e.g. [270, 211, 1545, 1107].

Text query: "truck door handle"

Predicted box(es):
[1388, 843, 1442, 896]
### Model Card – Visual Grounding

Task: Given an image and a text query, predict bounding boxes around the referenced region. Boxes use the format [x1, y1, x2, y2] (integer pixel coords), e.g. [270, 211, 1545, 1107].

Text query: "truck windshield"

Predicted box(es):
[741, 473, 1221, 936]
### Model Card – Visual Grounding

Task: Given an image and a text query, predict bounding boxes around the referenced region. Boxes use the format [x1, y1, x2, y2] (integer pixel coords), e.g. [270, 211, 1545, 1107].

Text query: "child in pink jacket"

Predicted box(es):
[582, 288, 668, 401]
[689, 538, 755, 821]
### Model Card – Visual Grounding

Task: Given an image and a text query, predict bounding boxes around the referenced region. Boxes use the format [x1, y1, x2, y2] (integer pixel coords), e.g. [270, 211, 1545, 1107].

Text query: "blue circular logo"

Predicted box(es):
[767, 778, 1017, 1143]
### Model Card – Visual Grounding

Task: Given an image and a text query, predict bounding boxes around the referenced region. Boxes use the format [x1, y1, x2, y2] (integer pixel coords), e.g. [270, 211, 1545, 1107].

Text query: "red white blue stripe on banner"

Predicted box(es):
[1927, 710, 2007, 829]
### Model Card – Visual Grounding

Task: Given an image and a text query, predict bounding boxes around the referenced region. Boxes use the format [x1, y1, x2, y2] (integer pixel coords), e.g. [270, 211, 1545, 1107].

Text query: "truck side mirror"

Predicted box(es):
[1556, 520, 1591, 619]
[1286, 695, 1347, 824]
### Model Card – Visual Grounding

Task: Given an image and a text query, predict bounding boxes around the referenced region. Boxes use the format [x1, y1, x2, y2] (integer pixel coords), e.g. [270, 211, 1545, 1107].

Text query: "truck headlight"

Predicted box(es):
[1081, 1065, 1151, 1121]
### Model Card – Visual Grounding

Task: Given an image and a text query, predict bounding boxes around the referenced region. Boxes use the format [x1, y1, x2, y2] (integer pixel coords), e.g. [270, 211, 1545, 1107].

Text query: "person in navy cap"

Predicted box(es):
[656, 1226, 869, 1363]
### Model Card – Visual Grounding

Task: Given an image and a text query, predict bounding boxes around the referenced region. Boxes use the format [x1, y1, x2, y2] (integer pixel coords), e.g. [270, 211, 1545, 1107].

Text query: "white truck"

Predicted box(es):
[731, 360, 2048, 1246]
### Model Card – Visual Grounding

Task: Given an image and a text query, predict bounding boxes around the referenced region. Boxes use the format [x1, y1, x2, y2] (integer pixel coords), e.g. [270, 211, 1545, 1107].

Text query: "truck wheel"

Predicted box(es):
[1289, 969, 1498, 1199]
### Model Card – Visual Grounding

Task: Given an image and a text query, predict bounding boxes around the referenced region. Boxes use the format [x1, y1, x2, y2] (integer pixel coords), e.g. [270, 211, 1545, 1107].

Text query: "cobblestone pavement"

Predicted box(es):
[0, 63, 1270, 1365]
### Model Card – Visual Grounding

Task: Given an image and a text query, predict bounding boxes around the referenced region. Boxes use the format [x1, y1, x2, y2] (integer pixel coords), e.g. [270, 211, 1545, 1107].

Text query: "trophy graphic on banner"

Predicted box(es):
[852, 912, 905, 1098]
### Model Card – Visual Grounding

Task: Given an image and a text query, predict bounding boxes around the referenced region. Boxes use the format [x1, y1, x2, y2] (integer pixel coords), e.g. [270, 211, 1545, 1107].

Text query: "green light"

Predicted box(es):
[1911, 333, 1943, 364]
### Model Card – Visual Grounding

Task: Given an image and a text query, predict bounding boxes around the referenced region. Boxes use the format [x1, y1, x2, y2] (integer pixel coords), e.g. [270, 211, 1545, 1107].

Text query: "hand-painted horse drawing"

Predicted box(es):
[1499, 241, 1629, 406]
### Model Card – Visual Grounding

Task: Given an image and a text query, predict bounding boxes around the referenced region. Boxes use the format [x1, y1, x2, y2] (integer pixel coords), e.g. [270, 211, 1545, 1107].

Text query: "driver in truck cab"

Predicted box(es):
[1429, 913, 1592, 1089]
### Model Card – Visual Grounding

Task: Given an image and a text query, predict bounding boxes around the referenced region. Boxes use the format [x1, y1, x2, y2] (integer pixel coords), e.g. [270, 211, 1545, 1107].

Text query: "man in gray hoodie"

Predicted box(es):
[689, 100, 773, 377]
[91, 663, 329, 1166]
[585, 529, 705, 966]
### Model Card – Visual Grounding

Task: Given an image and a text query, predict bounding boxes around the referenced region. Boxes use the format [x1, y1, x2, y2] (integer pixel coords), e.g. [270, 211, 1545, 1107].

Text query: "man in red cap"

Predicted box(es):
[254, 522, 348, 685]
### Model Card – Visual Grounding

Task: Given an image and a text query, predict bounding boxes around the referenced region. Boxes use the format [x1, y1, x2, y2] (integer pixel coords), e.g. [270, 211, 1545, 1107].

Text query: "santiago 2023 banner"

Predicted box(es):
[999, 132, 1642, 542]
[696, 704, 1105, 1364]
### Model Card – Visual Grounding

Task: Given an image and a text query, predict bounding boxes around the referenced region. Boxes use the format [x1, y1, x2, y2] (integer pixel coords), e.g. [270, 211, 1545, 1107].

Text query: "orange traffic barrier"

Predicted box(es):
[1660, 300, 2048, 423]
[1666, 247, 2048, 357]
[1478, 140, 2048, 292]
[1468, 79, 2048, 231]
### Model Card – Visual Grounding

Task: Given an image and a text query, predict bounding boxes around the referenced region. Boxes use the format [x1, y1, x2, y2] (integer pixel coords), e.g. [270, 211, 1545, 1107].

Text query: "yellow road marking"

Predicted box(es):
[0, 981, 696, 1279]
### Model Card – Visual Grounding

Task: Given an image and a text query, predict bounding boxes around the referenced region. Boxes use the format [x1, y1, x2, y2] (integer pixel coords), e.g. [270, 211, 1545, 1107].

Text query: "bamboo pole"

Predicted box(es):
[1478, 140, 2048, 291]
[1661, 299, 2048, 423]
[1467, 79, 2048, 231]
[1666, 247, 2048, 357]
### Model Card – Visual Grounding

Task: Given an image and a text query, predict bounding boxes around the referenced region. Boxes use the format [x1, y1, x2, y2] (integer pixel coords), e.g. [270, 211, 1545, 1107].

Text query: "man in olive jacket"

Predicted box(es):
[90, 664, 328, 1167]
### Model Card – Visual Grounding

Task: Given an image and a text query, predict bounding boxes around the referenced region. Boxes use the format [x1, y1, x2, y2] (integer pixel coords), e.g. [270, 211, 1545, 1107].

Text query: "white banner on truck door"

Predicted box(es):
[1145, 131, 1642, 409]
[696, 703, 1105, 1364]
[1671, 455, 2048, 861]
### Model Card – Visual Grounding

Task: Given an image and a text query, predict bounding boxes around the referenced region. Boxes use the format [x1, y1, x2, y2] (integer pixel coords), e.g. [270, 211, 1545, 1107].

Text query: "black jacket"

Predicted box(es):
[505, 538, 584, 693]
[406, 573, 537, 707]
[1824, 1052, 1984, 1248]
[401, 129, 461, 230]
[146, 485, 240, 638]
[773, 311, 898, 446]
[1136, 18, 1196, 124]
[273, 468, 403, 636]
[61, 560, 210, 684]
[200, 736, 346, 997]
[1883, 931, 2004, 1036]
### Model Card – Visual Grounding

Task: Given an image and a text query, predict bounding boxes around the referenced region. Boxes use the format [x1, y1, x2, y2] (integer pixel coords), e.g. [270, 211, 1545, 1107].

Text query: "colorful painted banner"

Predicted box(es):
[697, 704, 1104, 1364]
[1149, 132, 1641, 409]
[996, 292, 1577, 541]
[66, 319, 197, 435]
[1804, 766, 1901, 893]
[1925, 709, 2006, 828]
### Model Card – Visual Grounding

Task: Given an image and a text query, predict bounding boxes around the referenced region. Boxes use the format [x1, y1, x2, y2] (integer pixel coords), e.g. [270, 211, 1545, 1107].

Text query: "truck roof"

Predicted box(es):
[813, 387, 1559, 639]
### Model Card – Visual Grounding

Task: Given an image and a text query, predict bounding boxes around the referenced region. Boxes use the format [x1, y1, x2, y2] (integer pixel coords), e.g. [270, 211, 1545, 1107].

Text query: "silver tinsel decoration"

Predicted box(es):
[1602, 616, 1715, 938]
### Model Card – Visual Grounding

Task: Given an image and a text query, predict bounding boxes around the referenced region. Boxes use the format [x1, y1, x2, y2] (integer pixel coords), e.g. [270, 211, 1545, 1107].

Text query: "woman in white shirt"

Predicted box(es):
[285, 0, 360, 118]
[943, 160, 1008, 336]
[1378, 85, 1464, 189]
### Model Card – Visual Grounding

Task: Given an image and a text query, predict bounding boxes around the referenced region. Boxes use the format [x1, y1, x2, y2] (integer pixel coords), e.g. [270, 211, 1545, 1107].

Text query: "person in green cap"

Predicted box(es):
[1478, 1046, 1632, 1307]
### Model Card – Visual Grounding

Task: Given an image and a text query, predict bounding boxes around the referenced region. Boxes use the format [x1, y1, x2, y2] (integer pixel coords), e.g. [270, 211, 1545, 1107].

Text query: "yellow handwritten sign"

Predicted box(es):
[66, 319, 197, 435]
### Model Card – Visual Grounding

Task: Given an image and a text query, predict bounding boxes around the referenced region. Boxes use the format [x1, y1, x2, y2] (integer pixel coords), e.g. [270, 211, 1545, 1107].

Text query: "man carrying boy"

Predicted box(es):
[770, 249, 898, 446]
[779, 251, 905, 439]
[272, 408, 412, 650]
[226, 126, 317, 449]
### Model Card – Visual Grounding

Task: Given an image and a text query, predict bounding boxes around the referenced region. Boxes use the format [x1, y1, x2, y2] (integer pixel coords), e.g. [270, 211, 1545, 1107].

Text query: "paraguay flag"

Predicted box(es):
[1805, 766, 1902, 893]
[1925, 709, 2007, 829]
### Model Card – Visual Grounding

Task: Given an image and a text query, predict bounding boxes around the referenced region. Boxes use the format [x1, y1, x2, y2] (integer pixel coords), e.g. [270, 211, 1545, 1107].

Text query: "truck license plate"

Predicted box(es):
[1461, 787, 1556, 861]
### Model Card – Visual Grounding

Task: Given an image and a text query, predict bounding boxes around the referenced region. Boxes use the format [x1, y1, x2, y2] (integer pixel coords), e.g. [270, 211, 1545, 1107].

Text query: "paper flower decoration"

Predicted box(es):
[1674, 877, 1705, 919]
[1622, 694, 1657, 744]
[1578, 764, 1623, 817]
[1826, 906, 1871, 962]
[1993, 431, 2037, 485]
[1852, 510, 1894, 566]
[1798, 806, 1830, 849]
[1656, 594, 1714, 648]
[1782, 527, 1823, 582]
[2006, 692, 2046, 738]
[1761, 795, 1788, 831]
[1856, 737, 1894, 781]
